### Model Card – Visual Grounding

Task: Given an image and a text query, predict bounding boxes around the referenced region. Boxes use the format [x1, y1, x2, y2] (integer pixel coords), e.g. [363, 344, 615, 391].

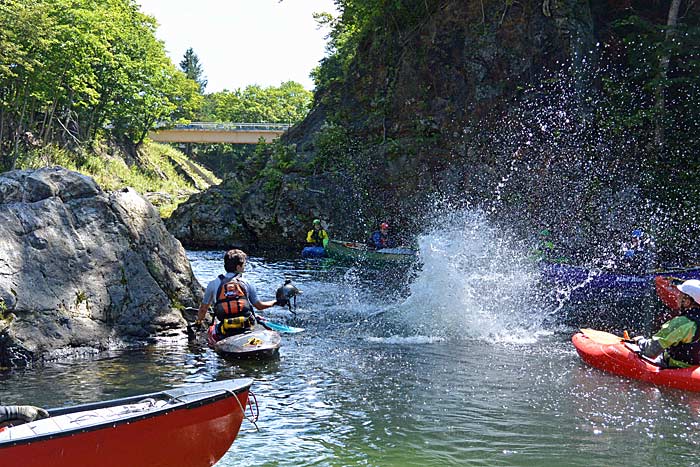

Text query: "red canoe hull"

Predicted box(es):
[0, 379, 251, 467]
[572, 331, 700, 392]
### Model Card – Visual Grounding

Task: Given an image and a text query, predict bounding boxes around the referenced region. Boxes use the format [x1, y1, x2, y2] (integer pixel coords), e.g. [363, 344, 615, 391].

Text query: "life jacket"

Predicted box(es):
[214, 274, 254, 321]
[666, 308, 700, 365]
[373, 232, 389, 248]
[309, 229, 326, 246]
[213, 275, 256, 338]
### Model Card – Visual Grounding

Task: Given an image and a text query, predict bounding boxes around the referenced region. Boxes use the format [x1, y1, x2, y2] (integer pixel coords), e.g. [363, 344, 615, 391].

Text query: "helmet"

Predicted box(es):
[539, 229, 550, 237]
[380, 222, 389, 230]
[313, 219, 321, 225]
[631, 229, 643, 238]
[276, 279, 302, 307]
[677, 280, 700, 306]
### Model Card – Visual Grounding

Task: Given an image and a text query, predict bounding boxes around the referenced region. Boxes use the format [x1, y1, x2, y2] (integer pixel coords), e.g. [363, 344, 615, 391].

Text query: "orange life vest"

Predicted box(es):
[214, 274, 254, 321]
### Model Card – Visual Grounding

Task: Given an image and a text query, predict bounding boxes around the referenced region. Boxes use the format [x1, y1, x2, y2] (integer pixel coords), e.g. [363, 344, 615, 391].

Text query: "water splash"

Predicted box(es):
[466, 55, 698, 266]
[384, 209, 549, 344]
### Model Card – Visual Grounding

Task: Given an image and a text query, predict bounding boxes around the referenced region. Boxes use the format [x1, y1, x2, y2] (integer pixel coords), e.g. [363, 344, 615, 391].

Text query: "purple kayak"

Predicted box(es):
[539, 262, 700, 300]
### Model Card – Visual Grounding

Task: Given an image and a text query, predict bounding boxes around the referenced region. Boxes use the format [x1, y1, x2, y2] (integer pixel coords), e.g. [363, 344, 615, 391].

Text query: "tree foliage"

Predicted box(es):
[0, 0, 201, 169]
[605, 4, 700, 163]
[311, 0, 437, 95]
[200, 81, 312, 123]
[179, 47, 208, 93]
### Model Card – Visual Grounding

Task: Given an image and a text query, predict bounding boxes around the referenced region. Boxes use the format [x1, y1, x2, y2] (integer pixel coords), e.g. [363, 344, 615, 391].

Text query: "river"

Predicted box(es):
[2, 212, 700, 466]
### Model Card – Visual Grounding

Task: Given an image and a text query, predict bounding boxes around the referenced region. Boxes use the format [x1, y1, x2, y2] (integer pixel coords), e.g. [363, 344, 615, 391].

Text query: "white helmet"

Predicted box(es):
[677, 279, 700, 306]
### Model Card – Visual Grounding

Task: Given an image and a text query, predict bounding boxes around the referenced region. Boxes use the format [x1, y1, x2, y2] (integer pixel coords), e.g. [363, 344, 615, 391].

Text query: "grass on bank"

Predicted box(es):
[13, 140, 220, 218]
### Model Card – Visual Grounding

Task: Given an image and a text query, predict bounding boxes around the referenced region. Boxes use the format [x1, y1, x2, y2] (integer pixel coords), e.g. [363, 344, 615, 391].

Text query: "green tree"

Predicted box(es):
[179, 47, 207, 93]
[0, 0, 202, 167]
[606, 3, 700, 167]
[200, 82, 312, 123]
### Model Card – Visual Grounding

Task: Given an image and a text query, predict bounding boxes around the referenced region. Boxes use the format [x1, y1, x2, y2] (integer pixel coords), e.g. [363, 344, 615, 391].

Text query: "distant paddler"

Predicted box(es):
[302, 219, 329, 258]
[368, 222, 395, 250]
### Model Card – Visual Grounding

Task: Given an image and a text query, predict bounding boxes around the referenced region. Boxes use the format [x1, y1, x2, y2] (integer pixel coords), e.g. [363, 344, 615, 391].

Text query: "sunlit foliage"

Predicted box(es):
[200, 81, 312, 123]
[0, 0, 200, 169]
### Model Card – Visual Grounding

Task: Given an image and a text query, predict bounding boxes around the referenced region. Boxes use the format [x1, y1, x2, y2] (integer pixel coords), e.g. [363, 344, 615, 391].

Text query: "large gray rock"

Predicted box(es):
[166, 172, 338, 251]
[0, 167, 202, 367]
[165, 183, 253, 250]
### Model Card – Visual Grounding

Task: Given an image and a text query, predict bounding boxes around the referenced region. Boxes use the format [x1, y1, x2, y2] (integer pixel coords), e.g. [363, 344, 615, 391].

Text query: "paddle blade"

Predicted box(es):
[579, 328, 624, 345]
[257, 316, 304, 334]
[264, 321, 304, 334]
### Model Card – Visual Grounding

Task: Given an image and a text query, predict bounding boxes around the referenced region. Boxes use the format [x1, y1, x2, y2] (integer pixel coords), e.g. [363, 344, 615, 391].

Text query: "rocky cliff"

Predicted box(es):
[167, 0, 697, 259]
[0, 167, 202, 367]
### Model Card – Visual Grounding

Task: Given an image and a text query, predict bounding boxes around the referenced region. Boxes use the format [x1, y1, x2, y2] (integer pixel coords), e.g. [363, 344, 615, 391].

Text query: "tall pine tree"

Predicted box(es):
[179, 47, 207, 93]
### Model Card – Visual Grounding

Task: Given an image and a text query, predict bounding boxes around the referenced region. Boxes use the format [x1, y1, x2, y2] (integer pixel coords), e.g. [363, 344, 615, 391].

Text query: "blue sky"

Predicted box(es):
[136, 0, 338, 92]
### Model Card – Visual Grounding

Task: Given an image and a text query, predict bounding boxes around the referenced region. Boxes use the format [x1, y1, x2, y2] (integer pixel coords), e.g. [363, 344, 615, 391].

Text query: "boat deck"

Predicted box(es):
[0, 399, 171, 442]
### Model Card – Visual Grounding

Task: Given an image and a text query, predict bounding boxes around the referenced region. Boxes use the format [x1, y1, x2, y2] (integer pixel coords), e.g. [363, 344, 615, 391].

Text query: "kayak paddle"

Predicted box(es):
[257, 315, 304, 334]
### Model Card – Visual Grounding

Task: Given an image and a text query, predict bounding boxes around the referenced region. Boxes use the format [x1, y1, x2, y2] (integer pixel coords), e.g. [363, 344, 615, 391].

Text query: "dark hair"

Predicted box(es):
[223, 249, 247, 273]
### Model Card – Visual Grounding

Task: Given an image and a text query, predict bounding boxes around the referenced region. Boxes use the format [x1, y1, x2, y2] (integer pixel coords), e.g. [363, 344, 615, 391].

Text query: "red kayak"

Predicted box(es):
[654, 276, 686, 325]
[0, 378, 253, 467]
[572, 328, 700, 392]
[655, 276, 682, 311]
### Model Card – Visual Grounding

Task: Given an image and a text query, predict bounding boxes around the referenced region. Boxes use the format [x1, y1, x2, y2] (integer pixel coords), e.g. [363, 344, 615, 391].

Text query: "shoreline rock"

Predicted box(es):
[0, 167, 203, 367]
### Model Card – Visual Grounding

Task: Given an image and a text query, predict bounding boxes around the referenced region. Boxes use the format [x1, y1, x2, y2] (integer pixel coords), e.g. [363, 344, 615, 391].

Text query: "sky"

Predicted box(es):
[136, 0, 338, 93]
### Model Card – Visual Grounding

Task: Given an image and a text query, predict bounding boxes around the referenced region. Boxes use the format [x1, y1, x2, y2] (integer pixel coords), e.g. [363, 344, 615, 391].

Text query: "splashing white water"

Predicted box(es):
[386, 209, 549, 344]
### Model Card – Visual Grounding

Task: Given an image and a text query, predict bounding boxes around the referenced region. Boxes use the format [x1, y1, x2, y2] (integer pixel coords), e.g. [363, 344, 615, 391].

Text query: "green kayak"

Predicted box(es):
[326, 240, 418, 264]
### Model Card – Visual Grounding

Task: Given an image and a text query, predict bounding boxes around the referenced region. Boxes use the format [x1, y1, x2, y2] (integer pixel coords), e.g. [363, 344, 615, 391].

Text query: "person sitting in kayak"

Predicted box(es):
[368, 222, 395, 250]
[194, 249, 284, 340]
[306, 219, 329, 249]
[0, 405, 49, 426]
[636, 279, 700, 368]
[619, 229, 656, 273]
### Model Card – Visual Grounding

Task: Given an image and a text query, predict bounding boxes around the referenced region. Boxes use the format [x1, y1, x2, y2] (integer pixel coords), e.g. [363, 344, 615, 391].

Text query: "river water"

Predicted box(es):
[2, 211, 700, 466]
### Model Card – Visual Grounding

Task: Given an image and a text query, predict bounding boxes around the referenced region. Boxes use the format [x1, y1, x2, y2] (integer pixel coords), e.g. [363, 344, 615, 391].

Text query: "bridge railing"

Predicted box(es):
[158, 122, 292, 132]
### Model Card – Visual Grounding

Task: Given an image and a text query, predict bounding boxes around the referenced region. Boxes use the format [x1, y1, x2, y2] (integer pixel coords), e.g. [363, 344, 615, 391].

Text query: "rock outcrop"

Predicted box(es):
[167, 0, 696, 259]
[166, 0, 604, 249]
[0, 167, 202, 367]
[165, 171, 341, 251]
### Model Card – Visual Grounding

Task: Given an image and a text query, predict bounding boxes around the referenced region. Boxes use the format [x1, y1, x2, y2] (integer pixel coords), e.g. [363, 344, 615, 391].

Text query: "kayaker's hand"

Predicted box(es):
[192, 320, 205, 331]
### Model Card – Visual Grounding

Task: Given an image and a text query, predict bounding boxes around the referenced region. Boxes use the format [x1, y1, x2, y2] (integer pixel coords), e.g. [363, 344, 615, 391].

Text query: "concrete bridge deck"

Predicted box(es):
[149, 122, 291, 144]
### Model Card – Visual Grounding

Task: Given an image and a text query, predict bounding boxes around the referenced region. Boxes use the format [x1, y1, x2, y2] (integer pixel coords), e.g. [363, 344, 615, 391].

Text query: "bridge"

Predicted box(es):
[148, 122, 291, 144]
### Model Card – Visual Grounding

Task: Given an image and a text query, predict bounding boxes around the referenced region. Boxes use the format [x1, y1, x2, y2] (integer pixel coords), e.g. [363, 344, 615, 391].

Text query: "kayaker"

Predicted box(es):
[193, 249, 284, 340]
[0, 405, 49, 425]
[306, 219, 329, 248]
[369, 222, 395, 249]
[635, 279, 700, 368]
[619, 229, 656, 272]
